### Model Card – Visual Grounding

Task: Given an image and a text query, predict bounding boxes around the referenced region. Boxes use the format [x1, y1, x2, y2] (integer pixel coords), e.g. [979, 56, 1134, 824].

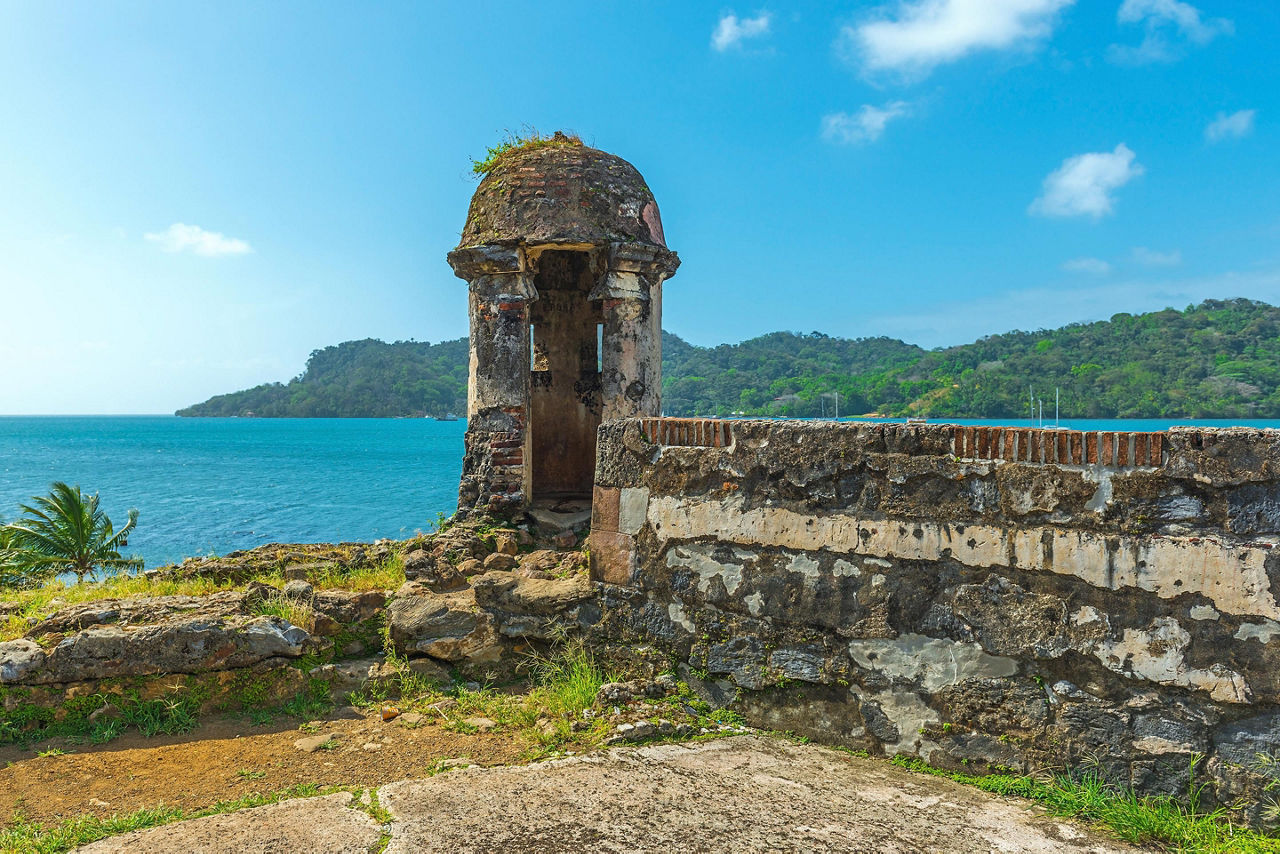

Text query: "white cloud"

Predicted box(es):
[1063, 257, 1112, 274]
[1133, 246, 1182, 266]
[822, 101, 912, 145]
[1109, 0, 1232, 65]
[145, 223, 253, 257]
[711, 12, 772, 52]
[1030, 143, 1143, 219]
[1205, 109, 1256, 143]
[843, 0, 1074, 76]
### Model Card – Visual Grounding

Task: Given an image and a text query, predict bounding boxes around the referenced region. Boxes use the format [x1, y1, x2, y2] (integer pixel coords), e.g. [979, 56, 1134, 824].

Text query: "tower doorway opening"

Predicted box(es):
[528, 250, 602, 502]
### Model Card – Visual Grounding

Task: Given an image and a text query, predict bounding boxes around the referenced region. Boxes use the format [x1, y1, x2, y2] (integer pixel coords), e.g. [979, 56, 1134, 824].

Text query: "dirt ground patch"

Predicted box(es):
[0, 707, 533, 825]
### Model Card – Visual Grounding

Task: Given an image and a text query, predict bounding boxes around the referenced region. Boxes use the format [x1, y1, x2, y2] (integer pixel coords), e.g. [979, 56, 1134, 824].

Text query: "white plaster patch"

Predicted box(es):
[1189, 605, 1220, 622]
[1092, 617, 1250, 703]
[786, 553, 822, 581]
[848, 633, 1018, 693]
[667, 601, 696, 634]
[1084, 469, 1114, 513]
[832, 559, 861, 578]
[665, 543, 744, 596]
[1235, 619, 1280, 644]
[853, 687, 940, 759]
[743, 592, 764, 617]
[618, 487, 650, 536]
[645, 494, 1280, 621]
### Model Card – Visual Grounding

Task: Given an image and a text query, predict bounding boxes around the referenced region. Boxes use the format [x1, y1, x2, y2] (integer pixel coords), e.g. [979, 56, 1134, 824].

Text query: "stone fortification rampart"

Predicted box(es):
[590, 418, 1280, 808]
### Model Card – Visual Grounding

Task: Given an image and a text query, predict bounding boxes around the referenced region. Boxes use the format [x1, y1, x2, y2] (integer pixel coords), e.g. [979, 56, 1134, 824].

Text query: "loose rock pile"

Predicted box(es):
[388, 524, 597, 675]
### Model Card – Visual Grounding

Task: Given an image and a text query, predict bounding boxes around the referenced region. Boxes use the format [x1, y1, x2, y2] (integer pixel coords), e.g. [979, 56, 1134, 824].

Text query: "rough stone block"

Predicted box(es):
[592, 486, 621, 534]
[589, 530, 636, 586]
[618, 486, 650, 535]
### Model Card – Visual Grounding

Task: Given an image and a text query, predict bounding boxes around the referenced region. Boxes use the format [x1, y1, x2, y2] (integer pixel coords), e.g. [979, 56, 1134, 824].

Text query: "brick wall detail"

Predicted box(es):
[635, 418, 1177, 468]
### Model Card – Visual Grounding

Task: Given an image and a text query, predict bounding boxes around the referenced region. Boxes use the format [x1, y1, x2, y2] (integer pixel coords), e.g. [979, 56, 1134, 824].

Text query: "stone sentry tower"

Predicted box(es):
[448, 138, 679, 517]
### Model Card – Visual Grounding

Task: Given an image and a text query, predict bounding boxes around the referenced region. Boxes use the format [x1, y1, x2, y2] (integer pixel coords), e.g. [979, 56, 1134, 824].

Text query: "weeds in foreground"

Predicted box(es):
[0, 784, 327, 854]
[2, 670, 334, 748]
[249, 591, 316, 633]
[0, 777, 401, 853]
[349, 637, 618, 757]
[525, 639, 613, 722]
[0, 689, 203, 747]
[888, 754, 1280, 853]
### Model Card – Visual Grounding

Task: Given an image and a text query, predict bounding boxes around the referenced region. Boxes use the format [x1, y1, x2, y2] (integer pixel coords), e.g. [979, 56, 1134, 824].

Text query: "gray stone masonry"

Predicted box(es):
[590, 418, 1280, 816]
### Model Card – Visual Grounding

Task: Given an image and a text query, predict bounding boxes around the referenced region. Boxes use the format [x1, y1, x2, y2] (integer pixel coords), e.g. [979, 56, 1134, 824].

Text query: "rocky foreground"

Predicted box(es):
[0, 520, 600, 721]
[75, 735, 1139, 854]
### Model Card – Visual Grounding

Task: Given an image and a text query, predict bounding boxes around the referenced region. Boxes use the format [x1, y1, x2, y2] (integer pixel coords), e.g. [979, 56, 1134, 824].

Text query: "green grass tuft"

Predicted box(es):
[470, 128, 583, 176]
[889, 754, 1280, 853]
[0, 784, 328, 854]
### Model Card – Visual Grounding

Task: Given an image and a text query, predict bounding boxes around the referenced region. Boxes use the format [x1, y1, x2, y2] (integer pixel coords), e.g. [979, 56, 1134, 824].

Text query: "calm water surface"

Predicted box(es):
[0, 417, 464, 568]
[3, 415, 1279, 569]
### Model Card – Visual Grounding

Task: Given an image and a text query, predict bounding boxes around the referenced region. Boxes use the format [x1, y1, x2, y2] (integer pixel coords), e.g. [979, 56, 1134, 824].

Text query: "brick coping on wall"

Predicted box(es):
[639, 418, 734, 448]
[635, 418, 1183, 468]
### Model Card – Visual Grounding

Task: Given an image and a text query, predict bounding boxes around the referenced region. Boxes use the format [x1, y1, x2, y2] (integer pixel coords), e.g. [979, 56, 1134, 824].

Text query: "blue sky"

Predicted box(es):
[1, 0, 1276, 414]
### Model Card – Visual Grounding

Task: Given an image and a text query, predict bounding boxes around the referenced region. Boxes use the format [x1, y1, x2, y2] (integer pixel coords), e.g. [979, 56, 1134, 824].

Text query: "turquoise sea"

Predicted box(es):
[2, 415, 1279, 570]
[0, 417, 465, 569]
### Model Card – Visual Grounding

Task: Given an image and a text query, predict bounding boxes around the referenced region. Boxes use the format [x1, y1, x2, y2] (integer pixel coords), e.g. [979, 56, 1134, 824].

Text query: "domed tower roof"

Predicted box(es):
[457, 138, 668, 250]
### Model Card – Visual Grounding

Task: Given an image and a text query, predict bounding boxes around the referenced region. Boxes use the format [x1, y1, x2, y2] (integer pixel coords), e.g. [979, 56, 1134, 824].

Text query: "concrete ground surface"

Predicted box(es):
[73, 736, 1143, 854]
[74, 792, 381, 853]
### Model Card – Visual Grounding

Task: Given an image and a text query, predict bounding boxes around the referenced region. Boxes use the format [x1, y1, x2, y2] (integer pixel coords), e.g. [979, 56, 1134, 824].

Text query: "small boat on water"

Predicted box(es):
[434, 413, 460, 422]
[906, 417, 928, 425]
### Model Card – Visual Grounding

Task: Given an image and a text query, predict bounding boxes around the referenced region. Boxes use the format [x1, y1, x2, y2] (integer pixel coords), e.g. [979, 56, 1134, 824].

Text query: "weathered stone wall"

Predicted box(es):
[590, 418, 1280, 809]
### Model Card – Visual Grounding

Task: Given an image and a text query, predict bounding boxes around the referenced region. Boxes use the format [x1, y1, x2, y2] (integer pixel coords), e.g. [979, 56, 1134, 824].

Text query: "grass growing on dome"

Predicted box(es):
[471, 128, 583, 176]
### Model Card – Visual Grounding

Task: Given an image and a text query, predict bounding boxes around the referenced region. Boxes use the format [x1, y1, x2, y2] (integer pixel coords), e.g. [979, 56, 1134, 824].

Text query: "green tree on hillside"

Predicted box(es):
[176, 299, 1280, 420]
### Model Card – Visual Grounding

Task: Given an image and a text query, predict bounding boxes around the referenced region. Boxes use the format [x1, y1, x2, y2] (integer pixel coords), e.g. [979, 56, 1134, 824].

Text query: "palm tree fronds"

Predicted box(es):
[2, 482, 143, 587]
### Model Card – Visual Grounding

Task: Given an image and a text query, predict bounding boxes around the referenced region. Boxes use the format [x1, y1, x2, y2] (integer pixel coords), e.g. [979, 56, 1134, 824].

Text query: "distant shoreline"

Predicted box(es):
[175, 300, 1280, 422]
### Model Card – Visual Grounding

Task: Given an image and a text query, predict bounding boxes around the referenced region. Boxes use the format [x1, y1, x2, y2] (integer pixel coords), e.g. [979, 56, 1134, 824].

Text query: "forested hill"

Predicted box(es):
[177, 299, 1280, 419]
[176, 338, 470, 418]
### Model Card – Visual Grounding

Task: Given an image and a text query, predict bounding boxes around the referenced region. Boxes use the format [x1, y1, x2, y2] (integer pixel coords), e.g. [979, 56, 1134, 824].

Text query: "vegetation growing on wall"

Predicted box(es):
[470, 129, 584, 176]
[177, 299, 1280, 420]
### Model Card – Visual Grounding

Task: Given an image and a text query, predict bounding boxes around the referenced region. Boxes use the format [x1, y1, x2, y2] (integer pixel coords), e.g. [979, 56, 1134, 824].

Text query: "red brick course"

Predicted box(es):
[949, 426, 1164, 468]
[638, 418, 733, 448]
[630, 419, 1167, 468]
